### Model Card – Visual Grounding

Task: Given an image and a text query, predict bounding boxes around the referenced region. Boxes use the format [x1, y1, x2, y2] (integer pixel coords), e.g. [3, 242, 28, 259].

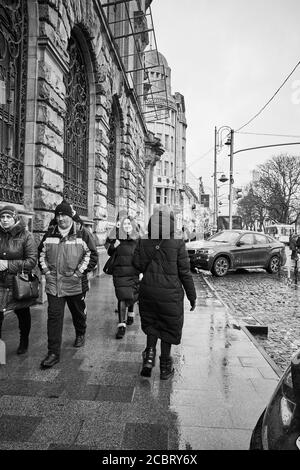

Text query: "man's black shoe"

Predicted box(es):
[73, 334, 85, 348]
[40, 353, 60, 369]
[116, 326, 126, 339]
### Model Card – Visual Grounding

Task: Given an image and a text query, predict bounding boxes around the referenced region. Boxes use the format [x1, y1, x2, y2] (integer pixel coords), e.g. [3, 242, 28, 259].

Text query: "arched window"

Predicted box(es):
[0, 0, 27, 203]
[107, 111, 116, 211]
[63, 34, 89, 216]
[107, 99, 121, 222]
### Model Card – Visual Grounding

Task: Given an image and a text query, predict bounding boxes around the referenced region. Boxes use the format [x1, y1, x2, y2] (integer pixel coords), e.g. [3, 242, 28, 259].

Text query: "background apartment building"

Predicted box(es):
[144, 50, 199, 232]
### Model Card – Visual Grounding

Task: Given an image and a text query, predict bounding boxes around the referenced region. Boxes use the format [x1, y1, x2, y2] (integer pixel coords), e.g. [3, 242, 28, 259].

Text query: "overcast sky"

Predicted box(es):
[151, 0, 300, 199]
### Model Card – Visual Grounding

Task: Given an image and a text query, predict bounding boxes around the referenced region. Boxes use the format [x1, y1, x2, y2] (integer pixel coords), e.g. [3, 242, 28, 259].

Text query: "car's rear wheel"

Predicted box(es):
[266, 255, 280, 274]
[211, 256, 230, 277]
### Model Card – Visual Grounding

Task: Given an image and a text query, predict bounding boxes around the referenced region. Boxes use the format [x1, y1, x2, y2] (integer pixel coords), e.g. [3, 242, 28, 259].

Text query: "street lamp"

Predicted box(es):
[224, 129, 234, 230]
[213, 126, 232, 231]
[219, 173, 228, 183]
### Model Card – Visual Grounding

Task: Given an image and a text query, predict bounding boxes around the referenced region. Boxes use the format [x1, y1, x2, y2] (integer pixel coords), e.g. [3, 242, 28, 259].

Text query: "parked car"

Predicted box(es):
[185, 230, 286, 276]
[250, 349, 300, 450]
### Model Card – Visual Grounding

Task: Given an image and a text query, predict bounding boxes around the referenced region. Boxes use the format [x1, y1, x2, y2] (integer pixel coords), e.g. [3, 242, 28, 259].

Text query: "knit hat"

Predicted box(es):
[54, 200, 73, 218]
[0, 205, 18, 220]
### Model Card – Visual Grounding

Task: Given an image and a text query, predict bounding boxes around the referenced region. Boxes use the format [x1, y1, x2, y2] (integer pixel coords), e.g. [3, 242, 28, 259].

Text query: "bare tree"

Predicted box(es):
[256, 154, 300, 223]
[237, 184, 267, 229]
[238, 154, 300, 226]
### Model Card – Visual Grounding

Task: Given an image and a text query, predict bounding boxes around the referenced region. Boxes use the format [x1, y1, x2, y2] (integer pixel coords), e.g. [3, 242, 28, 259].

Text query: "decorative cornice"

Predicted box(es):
[37, 36, 68, 74]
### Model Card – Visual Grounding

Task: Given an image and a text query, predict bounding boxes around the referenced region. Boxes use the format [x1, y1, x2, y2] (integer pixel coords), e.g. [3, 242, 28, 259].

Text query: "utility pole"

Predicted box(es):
[228, 129, 234, 230]
[213, 126, 217, 232]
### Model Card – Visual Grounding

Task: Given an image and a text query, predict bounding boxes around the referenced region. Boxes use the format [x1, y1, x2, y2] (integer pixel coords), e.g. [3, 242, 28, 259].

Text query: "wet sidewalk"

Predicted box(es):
[0, 273, 280, 450]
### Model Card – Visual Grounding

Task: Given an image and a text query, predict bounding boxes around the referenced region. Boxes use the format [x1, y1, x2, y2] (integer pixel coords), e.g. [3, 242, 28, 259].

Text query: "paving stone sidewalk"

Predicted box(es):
[205, 269, 300, 372]
[0, 273, 278, 450]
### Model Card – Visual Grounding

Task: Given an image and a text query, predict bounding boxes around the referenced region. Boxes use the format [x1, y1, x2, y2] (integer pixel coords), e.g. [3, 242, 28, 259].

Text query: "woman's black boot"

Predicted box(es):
[116, 323, 126, 339]
[116, 301, 127, 339]
[15, 308, 30, 355]
[17, 336, 29, 355]
[160, 356, 174, 380]
[140, 347, 156, 377]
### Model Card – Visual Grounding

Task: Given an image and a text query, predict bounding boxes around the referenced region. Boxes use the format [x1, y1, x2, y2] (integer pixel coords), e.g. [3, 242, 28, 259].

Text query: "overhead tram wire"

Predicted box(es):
[186, 146, 214, 168]
[236, 131, 300, 139]
[235, 58, 300, 132]
[173, 146, 214, 180]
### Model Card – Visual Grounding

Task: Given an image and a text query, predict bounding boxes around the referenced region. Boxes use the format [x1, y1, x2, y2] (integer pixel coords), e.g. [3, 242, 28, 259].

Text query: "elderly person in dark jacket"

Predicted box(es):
[0, 205, 38, 355]
[133, 210, 196, 380]
[106, 213, 140, 339]
[38, 200, 98, 369]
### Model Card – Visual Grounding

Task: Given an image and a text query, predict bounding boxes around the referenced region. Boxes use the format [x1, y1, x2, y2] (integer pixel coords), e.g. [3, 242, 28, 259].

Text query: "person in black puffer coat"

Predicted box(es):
[133, 209, 197, 380]
[106, 214, 140, 339]
[0, 205, 38, 356]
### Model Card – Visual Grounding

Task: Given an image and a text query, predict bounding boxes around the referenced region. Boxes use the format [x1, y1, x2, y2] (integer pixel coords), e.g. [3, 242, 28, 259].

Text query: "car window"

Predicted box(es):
[208, 231, 240, 243]
[239, 234, 255, 245]
[255, 234, 268, 244]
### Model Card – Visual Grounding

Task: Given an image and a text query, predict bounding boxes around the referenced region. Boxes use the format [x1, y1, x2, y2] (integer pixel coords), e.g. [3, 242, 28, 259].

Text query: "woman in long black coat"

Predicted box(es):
[0, 205, 38, 355]
[133, 210, 197, 380]
[106, 214, 140, 339]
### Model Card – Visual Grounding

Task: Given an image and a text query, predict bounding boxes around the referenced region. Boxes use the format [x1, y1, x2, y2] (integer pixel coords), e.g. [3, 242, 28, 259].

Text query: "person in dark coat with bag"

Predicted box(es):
[0, 205, 38, 355]
[106, 213, 140, 339]
[133, 210, 197, 380]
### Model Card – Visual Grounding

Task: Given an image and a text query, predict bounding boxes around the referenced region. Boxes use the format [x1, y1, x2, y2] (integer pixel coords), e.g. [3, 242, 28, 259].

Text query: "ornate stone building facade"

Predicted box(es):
[144, 50, 193, 231]
[0, 0, 164, 269]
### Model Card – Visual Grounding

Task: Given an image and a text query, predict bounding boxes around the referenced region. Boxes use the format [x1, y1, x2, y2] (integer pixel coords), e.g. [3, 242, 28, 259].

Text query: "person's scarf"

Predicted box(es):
[58, 224, 72, 238]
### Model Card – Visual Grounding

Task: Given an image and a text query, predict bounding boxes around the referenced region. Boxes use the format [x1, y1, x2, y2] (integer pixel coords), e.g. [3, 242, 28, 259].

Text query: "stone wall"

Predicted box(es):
[28, 0, 147, 245]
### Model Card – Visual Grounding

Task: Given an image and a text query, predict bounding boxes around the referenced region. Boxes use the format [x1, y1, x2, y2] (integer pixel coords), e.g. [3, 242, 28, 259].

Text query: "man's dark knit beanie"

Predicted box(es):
[54, 200, 73, 218]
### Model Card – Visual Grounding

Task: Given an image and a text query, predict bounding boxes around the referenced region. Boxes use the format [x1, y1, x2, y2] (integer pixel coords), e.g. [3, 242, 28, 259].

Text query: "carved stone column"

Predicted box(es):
[144, 134, 164, 224]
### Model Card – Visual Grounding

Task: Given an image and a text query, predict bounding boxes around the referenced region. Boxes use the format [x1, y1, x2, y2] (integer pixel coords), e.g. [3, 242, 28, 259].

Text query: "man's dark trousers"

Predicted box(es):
[47, 293, 86, 355]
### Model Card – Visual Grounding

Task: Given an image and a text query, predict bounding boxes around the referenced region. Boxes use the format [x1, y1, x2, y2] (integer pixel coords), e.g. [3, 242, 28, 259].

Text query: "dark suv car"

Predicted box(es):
[185, 230, 286, 276]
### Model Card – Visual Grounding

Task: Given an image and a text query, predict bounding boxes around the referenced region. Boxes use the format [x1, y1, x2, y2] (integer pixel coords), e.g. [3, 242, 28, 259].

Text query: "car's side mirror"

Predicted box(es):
[236, 241, 242, 247]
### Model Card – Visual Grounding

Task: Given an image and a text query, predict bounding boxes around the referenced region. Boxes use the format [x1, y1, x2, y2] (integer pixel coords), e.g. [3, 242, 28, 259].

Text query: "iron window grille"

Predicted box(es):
[0, 0, 27, 204]
[63, 35, 89, 216]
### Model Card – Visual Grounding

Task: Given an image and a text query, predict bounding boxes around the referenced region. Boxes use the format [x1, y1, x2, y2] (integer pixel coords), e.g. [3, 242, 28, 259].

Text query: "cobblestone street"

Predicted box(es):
[202, 269, 300, 372]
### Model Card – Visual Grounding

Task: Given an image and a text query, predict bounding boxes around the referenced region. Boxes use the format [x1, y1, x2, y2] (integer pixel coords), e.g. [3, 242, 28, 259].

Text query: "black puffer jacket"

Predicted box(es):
[108, 238, 140, 302]
[133, 211, 196, 345]
[0, 218, 38, 312]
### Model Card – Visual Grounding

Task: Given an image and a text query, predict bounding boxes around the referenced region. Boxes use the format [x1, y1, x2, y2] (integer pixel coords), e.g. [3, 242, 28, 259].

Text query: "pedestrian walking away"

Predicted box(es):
[289, 230, 299, 260]
[105, 218, 121, 316]
[0, 205, 38, 359]
[38, 200, 98, 369]
[105, 212, 140, 339]
[133, 209, 197, 380]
